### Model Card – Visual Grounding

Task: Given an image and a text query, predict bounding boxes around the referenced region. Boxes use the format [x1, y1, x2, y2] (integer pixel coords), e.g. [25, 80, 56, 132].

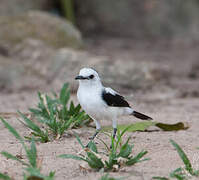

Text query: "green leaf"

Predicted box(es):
[0, 117, 24, 144]
[105, 152, 117, 170]
[73, 104, 81, 114]
[103, 122, 155, 132]
[114, 125, 134, 152]
[103, 122, 189, 133]
[118, 137, 133, 158]
[59, 83, 70, 106]
[47, 171, 56, 179]
[1, 151, 29, 166]
[69, 101, 75, 113]
[156, 122, 189, 131]
[18, 111, 42, 134]
[170, 139, 194, 175]
[71, 111, 89, 128]
[37, 92, 50, 119]
[87, 141, 98, 153]
[24, 167, 44, 179]
[99, 173, 110, 180]
[29, 108, 42, 116]
[24, 168, 55, 180]
[99, 173, 126, 180]
[126, 150, 148, 165]
[96, 137, 110, 152]
[18, 111, 49, 143]
[58, 154, 87, 161]
[60, 0, 76, 24]
[152, 177, 169, 180]
[87, 152, 104, 170]
[25, 167, 55, 180]
[74, 133, 85, 148]
[60, 116, 74, 135]
[169, 167, 186, 179]
[27, 139, 37, 168]
[118, 125, 131, 140]
[0, 173, 12, 180]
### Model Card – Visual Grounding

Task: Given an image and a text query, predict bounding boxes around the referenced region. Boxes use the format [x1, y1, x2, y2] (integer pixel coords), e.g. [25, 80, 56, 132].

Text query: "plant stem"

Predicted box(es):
[61, 0, 76, 24]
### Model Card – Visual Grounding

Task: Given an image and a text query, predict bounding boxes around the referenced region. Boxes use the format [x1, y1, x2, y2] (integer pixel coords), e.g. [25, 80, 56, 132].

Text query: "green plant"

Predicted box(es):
[103, 121, 189, 133]
[0, 117, 55, 180]
[99, 173, 126, 180]
[59, 126, 149, 171]
[153, 139, 199, 180]
[0, 173, 11, 180]
[152, 177, 169, 180]
[18, 111, 49, 143]
[20, 83, 90, 142]
[60, 0, 75, 24]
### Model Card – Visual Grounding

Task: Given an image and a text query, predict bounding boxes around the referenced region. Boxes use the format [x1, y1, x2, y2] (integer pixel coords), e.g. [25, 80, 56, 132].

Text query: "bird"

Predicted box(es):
[75, 67, 152, 145]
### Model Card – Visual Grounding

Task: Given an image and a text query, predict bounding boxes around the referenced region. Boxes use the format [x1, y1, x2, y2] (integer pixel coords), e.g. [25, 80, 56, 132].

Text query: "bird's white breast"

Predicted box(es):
[77, 85, 111, 120]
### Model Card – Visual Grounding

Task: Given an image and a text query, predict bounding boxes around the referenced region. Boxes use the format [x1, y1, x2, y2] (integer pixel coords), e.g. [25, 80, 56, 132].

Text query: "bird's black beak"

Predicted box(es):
[75, 75, 89, 80]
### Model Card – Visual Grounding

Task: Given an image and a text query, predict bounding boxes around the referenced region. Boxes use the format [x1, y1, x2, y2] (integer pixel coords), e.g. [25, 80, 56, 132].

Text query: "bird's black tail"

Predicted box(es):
[131, 111, 153, 120]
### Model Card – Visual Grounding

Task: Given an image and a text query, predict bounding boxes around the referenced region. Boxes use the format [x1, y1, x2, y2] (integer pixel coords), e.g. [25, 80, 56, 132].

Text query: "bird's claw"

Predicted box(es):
[88, 136, 94, 140]
[86, 140, 98, 148]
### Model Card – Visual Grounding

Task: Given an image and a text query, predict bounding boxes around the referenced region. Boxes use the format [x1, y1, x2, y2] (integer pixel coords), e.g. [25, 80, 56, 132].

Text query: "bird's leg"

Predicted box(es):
[110, 119, 117, 149]
[110, 128, 117, 149]
[112, 119, 117, 139]
[86, 129, 100, 147]
[86, 120, 101, 148]
[89, 129, 100, 140]
[113, 128, 117, 139]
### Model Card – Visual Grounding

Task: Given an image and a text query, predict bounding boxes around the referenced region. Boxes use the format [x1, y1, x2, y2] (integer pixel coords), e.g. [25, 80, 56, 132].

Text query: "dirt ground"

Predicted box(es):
[0, 39, 199, 180]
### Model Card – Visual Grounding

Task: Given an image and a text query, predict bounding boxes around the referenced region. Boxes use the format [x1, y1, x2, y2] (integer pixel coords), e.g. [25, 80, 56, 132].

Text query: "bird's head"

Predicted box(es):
[75, 68, 101, 86]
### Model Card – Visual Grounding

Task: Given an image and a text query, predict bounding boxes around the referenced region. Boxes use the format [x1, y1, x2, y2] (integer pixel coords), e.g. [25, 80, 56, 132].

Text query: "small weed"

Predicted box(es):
[19, 83, 90, 142]
[59, 126, 149, 172]
[0, 117, 55, 180]
[152, 177, 169, 180]
[60, 0, 76, 24]
[18, 111, 49, 143]
[0, 173, 11, 180]
[153, 139, 199, 180]
[99, 173, 126, 180]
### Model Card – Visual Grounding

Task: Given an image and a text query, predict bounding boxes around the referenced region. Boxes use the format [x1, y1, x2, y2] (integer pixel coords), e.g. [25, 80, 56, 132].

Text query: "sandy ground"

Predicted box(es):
[0, 39, 199, 180]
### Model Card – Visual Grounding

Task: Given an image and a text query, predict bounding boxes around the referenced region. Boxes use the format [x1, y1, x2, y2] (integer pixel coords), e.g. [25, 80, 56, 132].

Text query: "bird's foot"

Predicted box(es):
[86, 140, 98, 148]
[88, 136, 94, 140]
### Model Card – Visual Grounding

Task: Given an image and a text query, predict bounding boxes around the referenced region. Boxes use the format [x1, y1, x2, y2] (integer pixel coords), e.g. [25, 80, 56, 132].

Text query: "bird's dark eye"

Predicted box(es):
[89, 74, 94, 79]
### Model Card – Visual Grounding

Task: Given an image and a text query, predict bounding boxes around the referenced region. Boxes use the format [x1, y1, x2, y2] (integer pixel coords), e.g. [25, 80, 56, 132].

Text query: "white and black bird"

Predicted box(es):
[75, 67, 152, 144]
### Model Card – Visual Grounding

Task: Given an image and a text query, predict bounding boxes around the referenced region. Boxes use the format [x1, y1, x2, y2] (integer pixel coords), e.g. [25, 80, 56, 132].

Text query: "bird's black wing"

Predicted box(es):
[102, 88, 130, 107]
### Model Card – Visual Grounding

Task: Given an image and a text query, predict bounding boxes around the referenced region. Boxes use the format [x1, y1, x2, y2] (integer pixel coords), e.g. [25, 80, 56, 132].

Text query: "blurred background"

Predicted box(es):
[0, 0, 199, 111]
